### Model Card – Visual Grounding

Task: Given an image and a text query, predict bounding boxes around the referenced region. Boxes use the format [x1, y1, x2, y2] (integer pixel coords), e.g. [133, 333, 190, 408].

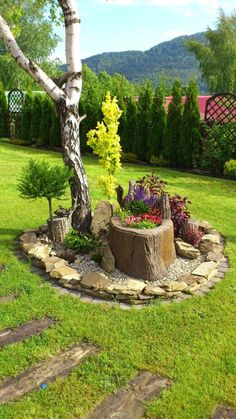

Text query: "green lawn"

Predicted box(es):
[0, 141, 235, 418]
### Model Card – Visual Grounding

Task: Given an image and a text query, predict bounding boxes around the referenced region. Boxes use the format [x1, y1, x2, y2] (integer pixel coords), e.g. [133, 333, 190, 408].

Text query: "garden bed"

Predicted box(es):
[17, 219, 228, 306]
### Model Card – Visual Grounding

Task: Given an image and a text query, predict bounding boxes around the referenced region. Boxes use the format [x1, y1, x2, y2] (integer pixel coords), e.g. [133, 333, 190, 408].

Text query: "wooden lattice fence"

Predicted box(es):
[8, 89, 24, 140]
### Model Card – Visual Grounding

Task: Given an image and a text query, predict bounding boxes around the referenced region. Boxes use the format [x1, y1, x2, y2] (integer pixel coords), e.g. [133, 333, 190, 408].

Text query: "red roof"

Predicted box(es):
[165, 96, 211, 120]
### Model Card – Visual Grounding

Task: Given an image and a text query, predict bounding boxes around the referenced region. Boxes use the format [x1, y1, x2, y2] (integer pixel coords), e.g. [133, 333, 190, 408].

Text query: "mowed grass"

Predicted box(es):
[0, 140, 235, 418]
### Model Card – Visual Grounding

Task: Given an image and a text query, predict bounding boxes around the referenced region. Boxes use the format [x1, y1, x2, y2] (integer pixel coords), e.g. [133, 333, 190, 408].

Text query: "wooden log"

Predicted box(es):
[109, 217, 176, 281]
[48, 216, 71, 243]
[159, 193, 171, 220]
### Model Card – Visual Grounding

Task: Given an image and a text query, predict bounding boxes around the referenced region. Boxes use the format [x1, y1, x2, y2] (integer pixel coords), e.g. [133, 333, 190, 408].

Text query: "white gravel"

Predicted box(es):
[71, 253, 204, 285]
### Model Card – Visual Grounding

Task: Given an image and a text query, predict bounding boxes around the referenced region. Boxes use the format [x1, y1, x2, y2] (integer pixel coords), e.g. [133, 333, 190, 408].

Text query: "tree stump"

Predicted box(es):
[159, 193, 171, 220]
[48, 217, 71, 243]
[109, 217, 176, 281]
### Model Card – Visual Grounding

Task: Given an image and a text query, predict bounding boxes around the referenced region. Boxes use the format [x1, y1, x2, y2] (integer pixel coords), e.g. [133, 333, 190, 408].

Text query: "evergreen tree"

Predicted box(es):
[125, 96, 138, 153]
[147, 83, 166, 160]
[117, 96, 128, 152]
[21, 91, 33, 143]
[39, 95, 53, 147]
[0, 81, 8, 138]
[49, 104, 61, 148]
[135, 81, 153, 160]
[179, 80, 201, 169]
[163, 79, 183, 167]
[29, 93, 43, 141]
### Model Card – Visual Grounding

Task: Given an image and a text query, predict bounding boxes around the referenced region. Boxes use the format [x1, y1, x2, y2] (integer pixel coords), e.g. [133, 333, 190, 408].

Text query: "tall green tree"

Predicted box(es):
[39, 95, 53, 147]
[163, 79, 183, 167]
[29, 94, 43, 141]
[179, 80, 201, 169]
[21, 91, 33, 143]
[0, 81, 8, 138]
[187, 9, 236, 92]
[147, 83, 166, 160]
[135, 81, 153, 160]
[49, 104, 61, 148]
[125, 96, 138, 153]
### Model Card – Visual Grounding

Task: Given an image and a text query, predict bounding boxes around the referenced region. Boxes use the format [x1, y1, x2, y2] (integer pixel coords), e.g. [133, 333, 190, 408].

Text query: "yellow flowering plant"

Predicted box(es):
[87, 91, 122, 199]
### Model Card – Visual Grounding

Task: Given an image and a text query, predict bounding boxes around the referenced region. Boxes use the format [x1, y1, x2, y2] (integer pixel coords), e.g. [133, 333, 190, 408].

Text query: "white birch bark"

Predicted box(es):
[0, 1, 92, 232]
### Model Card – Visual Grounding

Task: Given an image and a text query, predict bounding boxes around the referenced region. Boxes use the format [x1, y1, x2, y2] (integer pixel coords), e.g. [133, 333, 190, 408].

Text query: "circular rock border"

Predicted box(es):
[13, 220, 230, 309]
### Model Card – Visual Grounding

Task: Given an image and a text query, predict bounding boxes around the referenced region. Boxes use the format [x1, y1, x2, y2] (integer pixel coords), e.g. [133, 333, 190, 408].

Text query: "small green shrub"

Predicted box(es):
[149, 155, 167, 167]
[224, 159, 236, 178]
[121, 152, 138, 163]
[126, 220, 157, 229]
[64, 229, 98, 254]
[198, 123, 236, 174]
[124, 200, 150, 216]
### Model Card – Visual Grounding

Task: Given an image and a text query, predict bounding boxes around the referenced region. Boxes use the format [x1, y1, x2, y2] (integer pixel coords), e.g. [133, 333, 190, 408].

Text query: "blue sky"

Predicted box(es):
[53, 0, 235, 60]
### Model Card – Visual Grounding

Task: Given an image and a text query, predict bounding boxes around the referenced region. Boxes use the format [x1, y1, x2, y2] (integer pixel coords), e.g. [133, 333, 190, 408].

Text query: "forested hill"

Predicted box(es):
[83, 32, 208, 92]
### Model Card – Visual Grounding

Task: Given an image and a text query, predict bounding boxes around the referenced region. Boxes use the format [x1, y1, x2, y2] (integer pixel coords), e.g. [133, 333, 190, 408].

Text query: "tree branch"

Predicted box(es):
[59, 0, 82, 106]
[0, 15, 65, 102]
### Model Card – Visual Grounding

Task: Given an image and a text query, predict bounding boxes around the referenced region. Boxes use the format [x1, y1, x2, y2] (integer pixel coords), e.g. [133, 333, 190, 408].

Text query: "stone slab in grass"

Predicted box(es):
[0, 343, 96, 404]
[0, 318, 56, 348]
[212, 406, 236, 418]
[85, 371, 171, 419]
[0, 294, 17, 303]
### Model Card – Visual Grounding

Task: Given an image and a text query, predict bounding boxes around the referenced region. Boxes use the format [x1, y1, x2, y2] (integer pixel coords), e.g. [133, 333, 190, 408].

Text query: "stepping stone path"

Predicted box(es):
[212, 406, 236, 418]
[85, 371, 171, 419]
[0, 318, 55, 348]
[0, 343, 96, 404]
[0, 294, 17, 303]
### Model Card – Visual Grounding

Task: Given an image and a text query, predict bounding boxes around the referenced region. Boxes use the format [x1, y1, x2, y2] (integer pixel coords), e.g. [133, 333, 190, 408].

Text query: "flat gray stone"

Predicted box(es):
[161, 281, 188, 292]
[201, 234, 220, 244]
[206, 252, 223, 263]
[106, 284, 137, 296]
[212, 406, 236, 418]
[20, 232, 38, 243]
[175, 241, 200, 259]
[50, 266, 78, 280]
[85, 371, 171, 419]
[192, 261, 218, 279]
[80, 272, 112, 291]
[28, 243, 51, 260]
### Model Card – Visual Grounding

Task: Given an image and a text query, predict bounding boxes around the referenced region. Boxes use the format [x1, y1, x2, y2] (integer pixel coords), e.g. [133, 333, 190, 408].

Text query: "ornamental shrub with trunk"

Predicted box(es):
[0, 81, 8, 138]
[18, 159, 71, 226]
[87, 91, 122, 199]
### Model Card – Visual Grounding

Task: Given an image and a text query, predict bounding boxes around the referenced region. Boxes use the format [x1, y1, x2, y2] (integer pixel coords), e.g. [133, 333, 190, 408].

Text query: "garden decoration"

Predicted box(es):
[18, 159, 72, 243]
[15, 172, 229, 306]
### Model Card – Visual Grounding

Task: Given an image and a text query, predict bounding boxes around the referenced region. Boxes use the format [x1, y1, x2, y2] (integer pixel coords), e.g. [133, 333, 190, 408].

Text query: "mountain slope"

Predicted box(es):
[83, 33, 207, 92]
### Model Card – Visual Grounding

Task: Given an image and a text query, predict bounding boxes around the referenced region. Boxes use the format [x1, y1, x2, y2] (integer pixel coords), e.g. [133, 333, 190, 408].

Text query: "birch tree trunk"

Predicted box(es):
[0, 0, 92, 233]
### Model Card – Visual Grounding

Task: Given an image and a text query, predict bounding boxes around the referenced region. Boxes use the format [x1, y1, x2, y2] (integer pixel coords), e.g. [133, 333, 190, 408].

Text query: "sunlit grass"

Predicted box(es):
[0, 140, 235, 418]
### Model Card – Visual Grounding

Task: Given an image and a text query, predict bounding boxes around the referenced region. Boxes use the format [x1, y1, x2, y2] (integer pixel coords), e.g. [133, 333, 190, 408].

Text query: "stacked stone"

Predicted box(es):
[16, 218, 229, 306]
